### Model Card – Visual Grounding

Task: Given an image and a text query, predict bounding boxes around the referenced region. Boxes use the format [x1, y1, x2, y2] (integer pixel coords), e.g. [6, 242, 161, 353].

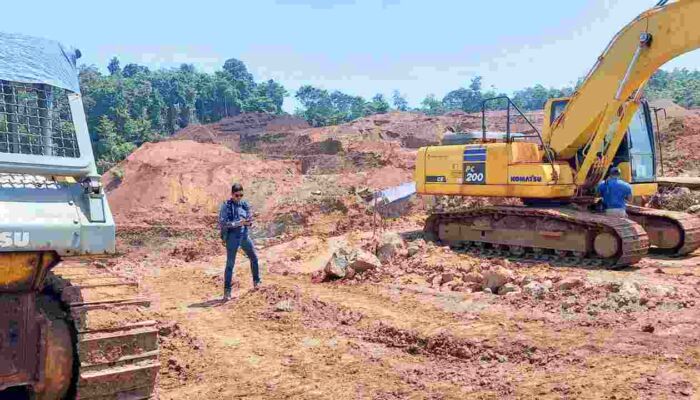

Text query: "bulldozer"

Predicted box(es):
[0, 33, 159, 398]
[416, 0, 700, 267]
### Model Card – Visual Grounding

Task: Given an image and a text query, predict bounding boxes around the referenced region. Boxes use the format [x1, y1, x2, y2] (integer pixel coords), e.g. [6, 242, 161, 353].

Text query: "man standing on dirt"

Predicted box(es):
[219, 183, 261, 300]
[597, 166, 632, 218]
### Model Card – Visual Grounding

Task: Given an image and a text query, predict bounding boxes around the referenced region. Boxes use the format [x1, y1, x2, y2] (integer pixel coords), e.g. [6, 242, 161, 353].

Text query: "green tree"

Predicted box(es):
[94, 116, 135, 172]
[122, 63, 150, 78]
[392, 90, 408, 111]
[442, 76, 485, 112]
[420, 94, 444, 116]
[107, 57, 121, 76]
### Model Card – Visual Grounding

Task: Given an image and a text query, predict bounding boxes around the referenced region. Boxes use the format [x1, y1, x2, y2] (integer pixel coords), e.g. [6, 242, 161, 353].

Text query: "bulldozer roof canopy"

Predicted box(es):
[0, 31, 81, 93]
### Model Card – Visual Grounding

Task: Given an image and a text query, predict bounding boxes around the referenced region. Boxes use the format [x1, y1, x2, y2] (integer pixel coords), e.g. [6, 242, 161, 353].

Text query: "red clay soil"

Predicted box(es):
[662, 113, 700, 176]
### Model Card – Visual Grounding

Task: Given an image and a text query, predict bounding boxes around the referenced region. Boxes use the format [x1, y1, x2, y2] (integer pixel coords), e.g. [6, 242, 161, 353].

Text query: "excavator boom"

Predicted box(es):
[548, 0, 700, 164]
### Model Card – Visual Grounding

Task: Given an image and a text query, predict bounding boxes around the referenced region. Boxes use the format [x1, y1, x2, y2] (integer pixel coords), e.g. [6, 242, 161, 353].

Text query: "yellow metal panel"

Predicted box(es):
[0, 253, 40, 290]
[415, 147, 427, 193]
[632, 183, 658, 197]
[508, 142, 542, 164]
[508, 163, 575, 186]
[423, 145, 464, 185]
[485, 144, 508, 185]
[617, 162, 632, 182]
[423, 183, 576, 198]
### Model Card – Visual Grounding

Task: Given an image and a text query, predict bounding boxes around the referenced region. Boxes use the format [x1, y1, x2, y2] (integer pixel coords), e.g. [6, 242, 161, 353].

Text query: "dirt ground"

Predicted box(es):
[98, 106, 700, 399]
[109, 224, 700, 400]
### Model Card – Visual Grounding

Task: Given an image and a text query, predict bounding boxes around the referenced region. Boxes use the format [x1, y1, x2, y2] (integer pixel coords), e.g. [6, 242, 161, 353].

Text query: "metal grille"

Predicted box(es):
[0, 80, 80, 158]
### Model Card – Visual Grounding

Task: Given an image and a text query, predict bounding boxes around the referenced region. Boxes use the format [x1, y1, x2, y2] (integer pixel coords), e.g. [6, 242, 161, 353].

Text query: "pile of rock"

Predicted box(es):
[321, 246, 382, 281]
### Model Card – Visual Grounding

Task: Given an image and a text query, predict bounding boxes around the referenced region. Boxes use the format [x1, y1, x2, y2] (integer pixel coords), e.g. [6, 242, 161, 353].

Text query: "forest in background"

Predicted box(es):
[78, 57, 699, 171]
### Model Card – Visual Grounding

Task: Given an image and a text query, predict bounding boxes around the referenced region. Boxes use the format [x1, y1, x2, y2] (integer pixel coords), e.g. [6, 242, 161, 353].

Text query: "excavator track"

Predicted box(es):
[627, 205, 700, 256]
[45, 260, 159, 400]
[426, 206, 649, 268]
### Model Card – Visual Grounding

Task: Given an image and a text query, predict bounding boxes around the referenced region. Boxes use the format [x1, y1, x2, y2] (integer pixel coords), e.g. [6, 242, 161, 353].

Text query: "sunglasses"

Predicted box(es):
[232, 192, 244, 198]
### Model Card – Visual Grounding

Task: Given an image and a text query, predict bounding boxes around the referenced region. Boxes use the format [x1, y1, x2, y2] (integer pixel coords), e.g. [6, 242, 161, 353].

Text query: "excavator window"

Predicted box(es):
[612, 103, 656, 183]
[549, 99, 569, 124]
[627, 105, 656, 182]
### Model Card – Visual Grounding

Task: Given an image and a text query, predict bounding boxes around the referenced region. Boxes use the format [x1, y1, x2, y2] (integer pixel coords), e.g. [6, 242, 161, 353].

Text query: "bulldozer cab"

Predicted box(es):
[544, 97, 657, 184]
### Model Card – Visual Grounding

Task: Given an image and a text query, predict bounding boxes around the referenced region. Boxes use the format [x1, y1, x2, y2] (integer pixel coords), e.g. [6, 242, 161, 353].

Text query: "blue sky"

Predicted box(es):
[4, 0, 699, 112]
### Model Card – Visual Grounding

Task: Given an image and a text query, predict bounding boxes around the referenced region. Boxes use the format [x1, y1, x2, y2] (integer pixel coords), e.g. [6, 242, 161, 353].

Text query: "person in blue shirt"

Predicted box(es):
[218, 183, 260, 300]
[596, 166, 633, 218]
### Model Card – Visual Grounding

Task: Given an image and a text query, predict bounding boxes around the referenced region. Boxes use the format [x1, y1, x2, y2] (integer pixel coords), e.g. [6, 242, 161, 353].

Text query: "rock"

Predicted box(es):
[345, 267, 357, 280]
[619, 281, 640, 301]
[466, 282, 483, 292]
[482, 266, 515, 292]
[688, 204, 700, 214]
[493, 259, 511, 268]
[649, 284, 677, 297]
[641, 324, 655, 333]
[523, 281, 549, 299]
[407, 245, 420, 257]
[349, 249, 381, 272]
[440, 273, 456, 285]
[324, 250, 349, 279]
[556, 277, 584, 291]
[609, 281, 640, 306]
[158, 322, 179, 337]
[322, 246, 381, 280]
[443, 279, 462, 291]
[274, 300, 294, 312]
[521, 275, 535, 286]
[483, 287, 493, 294]
[562, 295, 577, 309]
[542, 280, 553, 290]
[498, 283, 521, 295]
[377, 231, 406, 262]
[463, 272, 485, 285]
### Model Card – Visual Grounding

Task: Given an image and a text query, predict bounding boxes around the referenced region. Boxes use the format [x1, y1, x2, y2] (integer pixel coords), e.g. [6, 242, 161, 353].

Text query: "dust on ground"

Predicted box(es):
[97, 108, 700, 399]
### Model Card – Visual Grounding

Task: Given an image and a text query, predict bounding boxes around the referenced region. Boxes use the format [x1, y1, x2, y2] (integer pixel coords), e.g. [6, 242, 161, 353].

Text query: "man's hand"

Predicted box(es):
[241, 218, 252, 226]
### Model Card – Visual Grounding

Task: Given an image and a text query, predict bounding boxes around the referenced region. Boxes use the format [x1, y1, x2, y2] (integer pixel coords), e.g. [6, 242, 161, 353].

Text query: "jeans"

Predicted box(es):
[605, 208, 628, 218]
[224, 233, 260, 295]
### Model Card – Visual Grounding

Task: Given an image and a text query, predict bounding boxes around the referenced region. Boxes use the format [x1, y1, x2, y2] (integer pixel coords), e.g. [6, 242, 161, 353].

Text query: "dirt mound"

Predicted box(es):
[103, 137, 415, 242]
[649, 99, 689, 119]
[103, 140, 302, 219]
[660, 113, 700, 176]
[171, 112, 309, 151]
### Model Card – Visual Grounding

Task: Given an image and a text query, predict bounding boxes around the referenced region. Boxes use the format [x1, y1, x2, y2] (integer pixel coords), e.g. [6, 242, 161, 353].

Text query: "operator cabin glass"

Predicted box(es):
[0, 81, 80, 158]
[628, 108, 655, 182]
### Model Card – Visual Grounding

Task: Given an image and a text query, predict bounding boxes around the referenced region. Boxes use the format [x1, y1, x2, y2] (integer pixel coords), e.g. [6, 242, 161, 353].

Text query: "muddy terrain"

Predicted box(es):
[100, 106, 700, 399]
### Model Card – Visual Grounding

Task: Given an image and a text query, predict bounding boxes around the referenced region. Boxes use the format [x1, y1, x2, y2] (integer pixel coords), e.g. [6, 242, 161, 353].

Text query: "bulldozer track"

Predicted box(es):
[627, 205, 700, 256]
[426, 206, 649, 268]
[45, 260, 159, 400]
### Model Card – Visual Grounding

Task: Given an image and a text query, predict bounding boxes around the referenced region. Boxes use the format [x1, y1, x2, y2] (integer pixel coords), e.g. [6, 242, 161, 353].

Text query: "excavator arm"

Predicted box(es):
[546, 0, 700, 185]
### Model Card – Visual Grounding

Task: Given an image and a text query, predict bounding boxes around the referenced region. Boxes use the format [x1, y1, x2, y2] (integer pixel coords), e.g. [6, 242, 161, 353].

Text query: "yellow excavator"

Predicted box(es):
[416, 0, 700, 267]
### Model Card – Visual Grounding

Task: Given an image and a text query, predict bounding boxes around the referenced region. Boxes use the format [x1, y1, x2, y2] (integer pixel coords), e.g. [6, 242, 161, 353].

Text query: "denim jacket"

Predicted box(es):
[218, 199, 251, 241]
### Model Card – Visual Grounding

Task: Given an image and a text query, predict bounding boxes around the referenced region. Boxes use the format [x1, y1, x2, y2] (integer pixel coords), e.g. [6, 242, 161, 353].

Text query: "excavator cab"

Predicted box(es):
[544, 97, 658, 187]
